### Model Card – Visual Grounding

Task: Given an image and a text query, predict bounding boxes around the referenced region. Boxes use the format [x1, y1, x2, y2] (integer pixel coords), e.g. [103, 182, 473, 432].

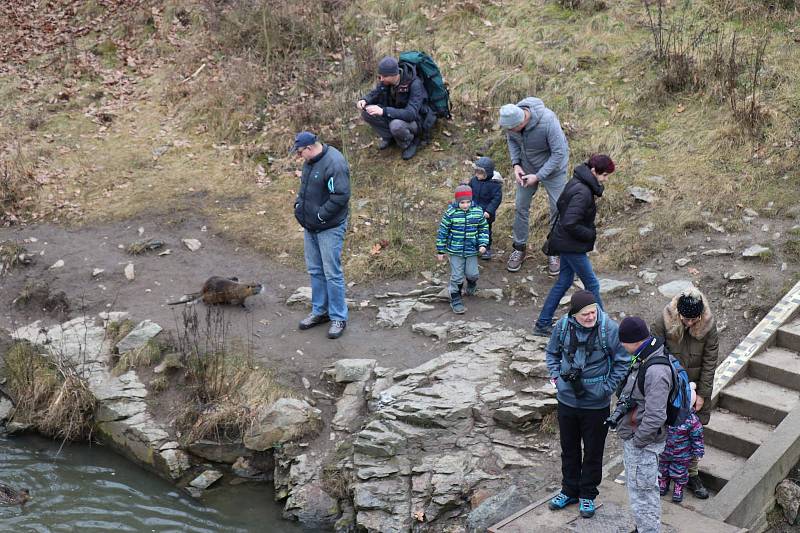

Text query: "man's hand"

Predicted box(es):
[436, 254, 445, 262]
[513, 165, 525, 186]
[365, 105, 384, 116]
[483, 212, 490, 219]
[356, 100, 367, 110]
[694, 395, 705, 412]
[522, 174, 539, 187]
[478, 246, 487, 254]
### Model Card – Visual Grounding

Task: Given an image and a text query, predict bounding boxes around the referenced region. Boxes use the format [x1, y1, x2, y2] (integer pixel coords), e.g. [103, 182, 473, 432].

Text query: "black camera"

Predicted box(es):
[560, 367, 584, 397]
[605, 396, 634, 429]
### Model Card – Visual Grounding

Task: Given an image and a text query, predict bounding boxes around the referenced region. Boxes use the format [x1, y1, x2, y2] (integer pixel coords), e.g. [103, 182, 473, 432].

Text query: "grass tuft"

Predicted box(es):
[112, 339, 162, 376]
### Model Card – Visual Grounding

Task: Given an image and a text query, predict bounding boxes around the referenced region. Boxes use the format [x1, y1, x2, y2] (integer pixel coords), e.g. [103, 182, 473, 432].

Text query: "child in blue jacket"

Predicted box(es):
[468, 156, 503, 260]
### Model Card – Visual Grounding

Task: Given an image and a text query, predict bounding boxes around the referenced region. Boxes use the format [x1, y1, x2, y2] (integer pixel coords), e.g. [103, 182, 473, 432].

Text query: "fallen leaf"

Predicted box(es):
[370, 243, 382, 256]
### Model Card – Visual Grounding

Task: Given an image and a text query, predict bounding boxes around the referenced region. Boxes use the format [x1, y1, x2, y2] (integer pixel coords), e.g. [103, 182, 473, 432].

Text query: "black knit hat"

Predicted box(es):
[677, 294, 704, 319]
[619, 316, 650, 343]
[569, 290, 597, 316]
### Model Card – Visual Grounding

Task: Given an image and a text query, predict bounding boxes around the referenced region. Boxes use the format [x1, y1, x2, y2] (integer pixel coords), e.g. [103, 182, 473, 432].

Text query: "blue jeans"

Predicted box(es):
[304, 219, 348, 321]
[535, 252, 603, 329]
[449, 254, 479, 294]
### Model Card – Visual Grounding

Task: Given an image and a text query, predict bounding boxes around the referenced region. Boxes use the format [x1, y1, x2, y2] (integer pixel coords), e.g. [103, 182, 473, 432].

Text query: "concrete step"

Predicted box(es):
[698, 444, 747, 492]
[719, 377, 800, 426]
[750, 347, 800, 391]
[704, 410, 774, 458]
[776, 319, 800, 352]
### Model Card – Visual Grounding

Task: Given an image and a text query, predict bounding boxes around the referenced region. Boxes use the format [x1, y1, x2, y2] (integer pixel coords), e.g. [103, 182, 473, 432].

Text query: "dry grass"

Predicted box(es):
[106, 319, 136, 345]
[112, 339, 162, 376]
[539, 411, 559, 435]
[0, 241, 29, 275]
[3, 342, 95, 441]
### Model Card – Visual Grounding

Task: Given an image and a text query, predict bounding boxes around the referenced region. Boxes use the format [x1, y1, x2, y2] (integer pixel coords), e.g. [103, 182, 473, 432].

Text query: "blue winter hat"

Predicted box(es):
[377, 56, 400, 76]
[474, 156, 495, 178]
[291, 131, 317, 152]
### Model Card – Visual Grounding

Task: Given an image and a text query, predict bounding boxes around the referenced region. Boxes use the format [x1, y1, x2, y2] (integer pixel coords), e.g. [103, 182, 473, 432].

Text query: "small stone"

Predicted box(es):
[49, 259, 64, 269]
[729, 272, 753, 282]
[742, 245, 770, 258]
[302, 377, 311, 389]
[189, 470, 223, 490]
[601, 228, 623, 238]
[701, 249, 732, 257]
[706, 222, 725, 233]
[334, 359, 376, 383]
[658, 280, 694, 298]
[675, 257, 692, 267]
[638, 271, 658, 284]
[182, 238, 202, 252]
[639, 223, 655, 236]
[286, 287, 312, 306]
[744, 208, 759, 217]
[476, 288, 503, 301]
[761, 224, 770, 232]
[628, 186, 656, 203]
[776, 479, 800, 525]
[124, 263, 135, 280]
[158, 249, 172, 256]
[92, 268, 105, 277]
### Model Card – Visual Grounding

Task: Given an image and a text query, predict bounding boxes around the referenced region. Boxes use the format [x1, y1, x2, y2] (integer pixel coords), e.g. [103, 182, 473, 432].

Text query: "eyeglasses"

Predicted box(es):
[295, 146, 308, 154]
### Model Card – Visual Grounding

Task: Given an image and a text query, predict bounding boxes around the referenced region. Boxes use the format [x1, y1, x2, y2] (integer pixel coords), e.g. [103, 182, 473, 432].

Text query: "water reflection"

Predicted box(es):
[0, 434, 305, 532]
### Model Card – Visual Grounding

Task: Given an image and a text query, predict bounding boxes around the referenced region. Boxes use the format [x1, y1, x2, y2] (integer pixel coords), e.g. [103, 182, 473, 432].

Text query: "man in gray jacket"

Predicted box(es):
[614, 317, 673, 533]
[498, 97, 569, 275]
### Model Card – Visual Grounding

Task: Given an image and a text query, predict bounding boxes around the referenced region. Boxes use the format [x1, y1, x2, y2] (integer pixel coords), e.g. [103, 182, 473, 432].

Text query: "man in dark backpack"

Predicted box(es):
[614, 317, 673, 533]
[357, 56, 430, 160]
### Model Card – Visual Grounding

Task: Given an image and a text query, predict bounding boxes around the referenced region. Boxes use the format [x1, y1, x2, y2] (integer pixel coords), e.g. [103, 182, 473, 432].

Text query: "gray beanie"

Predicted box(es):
[378, 56, 399, 76]
[498, 104, 525, 129]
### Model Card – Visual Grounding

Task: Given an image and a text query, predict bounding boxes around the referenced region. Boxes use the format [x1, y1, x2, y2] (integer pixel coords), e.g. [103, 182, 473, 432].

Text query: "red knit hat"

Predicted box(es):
[455, 184, 472, 201]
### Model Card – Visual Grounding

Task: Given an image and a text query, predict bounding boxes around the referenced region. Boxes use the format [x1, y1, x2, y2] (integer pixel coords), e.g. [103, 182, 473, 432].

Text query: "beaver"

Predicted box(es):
[0, 483, 30, 506]
[168, 276, 263, 307]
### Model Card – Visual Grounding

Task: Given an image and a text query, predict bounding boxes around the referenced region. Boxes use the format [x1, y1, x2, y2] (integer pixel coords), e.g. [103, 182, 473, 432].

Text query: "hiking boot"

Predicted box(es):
[687, 475, 709, 499]
[579, 498, 595, 518]
[547, 255, 561, 277]
[378, 138, 394, 150]
[401, 140, 418, 160]
[327, 320, 346, 339]
[480, 247, 493, 260]
[533, 324, 553, 338]
[548, 492, 578, 511]
[450, 293, 466, 314]
[465, 279, 478, 296]
[507, 247, 527, 272]
[299, 313, 330, 330]
[672, 483, 685, 503]
[659, 476, 669, 496]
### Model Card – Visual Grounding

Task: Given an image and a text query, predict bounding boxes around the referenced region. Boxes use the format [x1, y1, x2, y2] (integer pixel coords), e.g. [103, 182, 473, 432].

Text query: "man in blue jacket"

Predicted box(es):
[545, 290, 630, 519]
[292, 131, 351, 339]
[499, 97, 569, 275]
[357, 56, 430, 160]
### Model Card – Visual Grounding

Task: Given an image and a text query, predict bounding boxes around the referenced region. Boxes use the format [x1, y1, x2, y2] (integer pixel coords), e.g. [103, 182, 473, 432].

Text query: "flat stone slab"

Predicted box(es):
[658, 279, 694, 298]
[742, 244, 771, 258]
[115, 320, 162, 354]
[335, 359, 376, 383]
[189, 469, 223, 490]
[628, 186, 656, 203]
[702, 248, 733, 256]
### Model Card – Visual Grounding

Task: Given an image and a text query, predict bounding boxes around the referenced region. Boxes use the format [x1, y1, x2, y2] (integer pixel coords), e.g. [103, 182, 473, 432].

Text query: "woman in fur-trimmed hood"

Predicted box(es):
[651, 286, 719, 499]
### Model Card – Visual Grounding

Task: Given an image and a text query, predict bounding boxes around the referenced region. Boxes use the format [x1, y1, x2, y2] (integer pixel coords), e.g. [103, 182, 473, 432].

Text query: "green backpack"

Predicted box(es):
[398, 50, 451, 120]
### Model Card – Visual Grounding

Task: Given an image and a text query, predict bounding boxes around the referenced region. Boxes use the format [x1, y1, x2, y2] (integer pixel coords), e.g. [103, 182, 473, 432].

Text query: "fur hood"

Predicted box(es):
[662, 287, 715, 341]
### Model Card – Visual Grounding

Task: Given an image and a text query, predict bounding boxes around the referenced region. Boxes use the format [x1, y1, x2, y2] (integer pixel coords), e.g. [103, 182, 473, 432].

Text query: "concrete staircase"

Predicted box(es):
[699, 320, 800, 491]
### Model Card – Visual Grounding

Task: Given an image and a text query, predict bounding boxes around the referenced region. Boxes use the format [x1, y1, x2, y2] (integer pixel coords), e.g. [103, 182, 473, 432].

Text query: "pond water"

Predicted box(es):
[0, 433, 307, 532]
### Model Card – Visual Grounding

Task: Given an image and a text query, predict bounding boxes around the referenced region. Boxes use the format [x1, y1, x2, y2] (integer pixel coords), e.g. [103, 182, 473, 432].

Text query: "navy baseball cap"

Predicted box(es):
[291, 131, 317, 152]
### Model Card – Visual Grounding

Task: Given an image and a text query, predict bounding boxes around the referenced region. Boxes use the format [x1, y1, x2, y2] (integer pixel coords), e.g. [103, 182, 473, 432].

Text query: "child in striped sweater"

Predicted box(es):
[436, 184, 489, 314]
[658, 382, 705, 503]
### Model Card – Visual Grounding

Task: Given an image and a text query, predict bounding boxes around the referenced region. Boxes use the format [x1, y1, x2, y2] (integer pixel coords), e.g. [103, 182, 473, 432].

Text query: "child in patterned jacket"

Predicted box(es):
[436, 184, 489, 315]
[658, 382, 705, 503]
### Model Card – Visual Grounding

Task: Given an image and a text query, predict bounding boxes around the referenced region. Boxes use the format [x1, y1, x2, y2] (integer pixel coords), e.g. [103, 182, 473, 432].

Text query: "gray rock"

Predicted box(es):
[744, 208, 759, 217]
[475, 288, 503, 301]
[115, 320, 162, 354]
[189, 469, 223, 490]
[573, 278, 632, 295]
[742, 245, 771, 258]
[728, 271, 753, 283]
[376, 299, 432, 327]
[466, 485, 528, 533]
[628, 186, 656, 203]
[188, 440, 251, 464]
[601, 228, 623, 238]
[707, 222, 726, 233]
[286, 286, 312, 306]
[0, 397, 14, 424]
[645, 175, 666, 186]
[702, 248, 733, 257]
[5, 421, 31, 434]
[232, 456, 266, 479]
[160, 448, 191, 479]
[335, 359, 376, 383]
[332, 381, 367, 432]
[411, 322, 450, 340]
[638, 271, 658, 285]
[639, 223, 655, 236]
[776, 479, 800, 525]
[658, 280, 694, 298]
[181, 238, 202, 252]
[243, 398, 322, 451]
[675, 257, 692, 267]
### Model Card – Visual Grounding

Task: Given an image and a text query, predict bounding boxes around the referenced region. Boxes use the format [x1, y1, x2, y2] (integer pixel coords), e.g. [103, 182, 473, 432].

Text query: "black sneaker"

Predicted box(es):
[687, 475, 709, 499]
[327, 320, 346, 339]
[378, 138, 393, 150]
[533, 324, 553, 337]
[299, 313, 330, 330]
[401, 141, 418, 160]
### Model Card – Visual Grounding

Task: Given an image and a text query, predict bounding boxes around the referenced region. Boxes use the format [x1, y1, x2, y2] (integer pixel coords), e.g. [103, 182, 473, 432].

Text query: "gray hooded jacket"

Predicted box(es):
[615, 338, 673, 448]
[505, 97, 569, 181]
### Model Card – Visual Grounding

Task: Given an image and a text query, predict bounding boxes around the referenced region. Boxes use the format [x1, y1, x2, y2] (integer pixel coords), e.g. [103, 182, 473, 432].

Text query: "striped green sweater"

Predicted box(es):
[436, 202, 490, 256]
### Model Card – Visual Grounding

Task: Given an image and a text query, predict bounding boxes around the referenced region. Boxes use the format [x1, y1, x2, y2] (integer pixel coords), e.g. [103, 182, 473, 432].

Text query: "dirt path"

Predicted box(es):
[0, 213, 795, 392]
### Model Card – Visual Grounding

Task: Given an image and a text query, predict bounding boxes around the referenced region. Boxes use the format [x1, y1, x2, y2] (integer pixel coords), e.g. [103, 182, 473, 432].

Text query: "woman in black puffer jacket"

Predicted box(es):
[533, 154, 616, 337]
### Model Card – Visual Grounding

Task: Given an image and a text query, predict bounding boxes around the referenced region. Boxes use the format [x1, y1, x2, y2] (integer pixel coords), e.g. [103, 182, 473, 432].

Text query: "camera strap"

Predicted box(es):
[565, 323, 598, 370]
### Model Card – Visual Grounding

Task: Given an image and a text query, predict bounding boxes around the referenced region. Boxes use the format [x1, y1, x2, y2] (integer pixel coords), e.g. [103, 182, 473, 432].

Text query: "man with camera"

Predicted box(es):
[544, 291, 630, 519]
[614, 317, 673, 533]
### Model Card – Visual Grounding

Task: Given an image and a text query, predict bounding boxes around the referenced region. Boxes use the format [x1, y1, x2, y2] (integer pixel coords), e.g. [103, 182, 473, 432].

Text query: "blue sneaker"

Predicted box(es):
[579, 498, 595, 518]
[548, 492, 578, 510]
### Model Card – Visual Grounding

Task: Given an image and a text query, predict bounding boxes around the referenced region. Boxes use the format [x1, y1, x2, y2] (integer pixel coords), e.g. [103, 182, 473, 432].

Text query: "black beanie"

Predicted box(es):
[569, 290, 597, 316]
[619, 316, 650, 343]
[677, 294, 704, 319]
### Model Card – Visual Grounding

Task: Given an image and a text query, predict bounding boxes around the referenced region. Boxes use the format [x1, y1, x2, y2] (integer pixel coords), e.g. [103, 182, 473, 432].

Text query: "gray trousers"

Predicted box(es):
[511, 173, 567, 247]
[622, 438, 666, 533]
[361, 110, 418, 148]
[449, 255, 478, 294]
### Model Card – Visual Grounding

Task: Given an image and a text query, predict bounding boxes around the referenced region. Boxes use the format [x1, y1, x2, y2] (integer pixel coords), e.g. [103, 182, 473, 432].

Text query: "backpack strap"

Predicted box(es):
[636, 354, 676, 397]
